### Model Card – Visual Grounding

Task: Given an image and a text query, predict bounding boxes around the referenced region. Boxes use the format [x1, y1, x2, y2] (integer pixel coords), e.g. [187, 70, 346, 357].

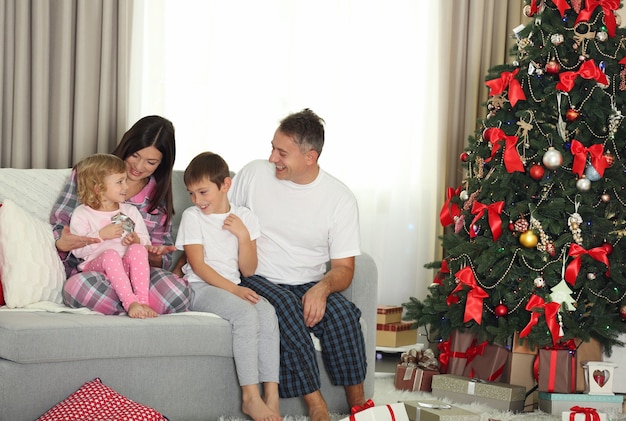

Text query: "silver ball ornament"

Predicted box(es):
[585, 165, 601, 181]
[596, 31, 608, 42]
[587, 273, 596, 280]
[601, 193, 610, 202]
[534, 277, 545, 288]
[576, 176, 591, 191]
[460, 190, 469, 201]
[550, 34, 564, 46]
[542, 147, 563, 170]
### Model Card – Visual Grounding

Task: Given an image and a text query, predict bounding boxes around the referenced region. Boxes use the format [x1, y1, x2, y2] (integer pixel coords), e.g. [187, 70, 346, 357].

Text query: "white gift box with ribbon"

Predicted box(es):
[339, 402, 409, 421]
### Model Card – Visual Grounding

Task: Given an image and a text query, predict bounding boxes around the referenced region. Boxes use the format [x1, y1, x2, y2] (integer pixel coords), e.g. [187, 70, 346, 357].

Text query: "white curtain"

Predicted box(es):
[129, 0, 442, 306]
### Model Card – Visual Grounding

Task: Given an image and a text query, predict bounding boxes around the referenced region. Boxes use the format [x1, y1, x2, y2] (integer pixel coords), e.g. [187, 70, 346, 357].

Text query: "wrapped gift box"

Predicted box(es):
[462, 343, 508, 382]
[538, 392, 624, 414]
[403, 400, 479, 421]
[377, 305, 403, 324]
[439, 330, 477, 376]
[503, 351, 537, 412]
[538, 348, 576, 394]
[376, 321, 417, 347]
[562, 408, 607, 421]
[511, 332, 538, 355]
[339, 402, 409, 421]
[395, 364, 439, 392]
[431, 374, 526, 412]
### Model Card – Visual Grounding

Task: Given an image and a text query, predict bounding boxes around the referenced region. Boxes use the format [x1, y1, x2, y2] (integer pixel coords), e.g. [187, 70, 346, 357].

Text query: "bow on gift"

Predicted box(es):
[569, 406, 601, 421]
[565, 244, 611, 285]
[570, 139, 608, 178]
[519, 294, 562, 346]
[577, 0, 620, 38]
[485, 68, 526, 107]
[447, 267, 489, 324]
[437, 340, 451, 373]
[469, 200, 505, 241]
[483, 127, 525, 173]
[440, 186, 462, 227]
[556, 59, 609, 92]
[350, 399, 375, 416]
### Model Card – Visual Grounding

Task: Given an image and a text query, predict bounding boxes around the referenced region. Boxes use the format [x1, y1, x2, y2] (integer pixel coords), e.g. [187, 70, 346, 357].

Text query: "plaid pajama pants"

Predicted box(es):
[240, 275, 367, 398]
[63, 268, 193, 315]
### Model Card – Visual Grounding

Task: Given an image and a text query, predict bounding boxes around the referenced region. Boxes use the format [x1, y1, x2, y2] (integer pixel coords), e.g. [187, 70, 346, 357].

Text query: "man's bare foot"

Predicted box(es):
[345, 383, 366, 408]
[304, 391, 329, 421]
[127, 302, 146, 319]
[242, 394, 281, 421]
[142, 304, 158, 318]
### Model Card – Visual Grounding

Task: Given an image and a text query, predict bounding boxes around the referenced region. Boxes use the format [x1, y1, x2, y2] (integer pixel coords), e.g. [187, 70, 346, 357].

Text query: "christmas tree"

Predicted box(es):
[405, 0, 626, 355]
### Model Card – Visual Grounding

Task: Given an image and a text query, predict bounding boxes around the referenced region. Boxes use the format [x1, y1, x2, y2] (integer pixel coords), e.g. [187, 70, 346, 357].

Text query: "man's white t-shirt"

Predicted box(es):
[229, 159, 361, 285]
[175, 204, 260, 284]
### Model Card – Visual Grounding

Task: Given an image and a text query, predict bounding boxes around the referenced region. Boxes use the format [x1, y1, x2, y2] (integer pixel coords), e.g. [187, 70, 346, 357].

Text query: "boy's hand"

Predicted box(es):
[222, 214, 250, 241]
[234, 285, 260, 304]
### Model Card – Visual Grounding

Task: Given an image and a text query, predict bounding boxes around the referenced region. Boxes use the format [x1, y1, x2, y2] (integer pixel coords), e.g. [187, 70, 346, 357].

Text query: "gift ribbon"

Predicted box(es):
[350, 399, 375, 416]
[438, 340, 451, 373]
[447, 267, 489, 324]
[570, 139, 608, 178]
[350, 403, 396, 421]
[556, 59, 609, 92]
[466, 346, 506, 382]
[532, 339, 577, 385]
[469, 200, 506, 241]
[565, 243, 611, 286]
[519, 294, 561, 345]
[485, 68, 526, 107]
[483, 127, 525, 173]
[433, 260, 450, 285]
[576, 0, 619, 38]
[440, 186, 462, 227]
[569, 406, 601, 421]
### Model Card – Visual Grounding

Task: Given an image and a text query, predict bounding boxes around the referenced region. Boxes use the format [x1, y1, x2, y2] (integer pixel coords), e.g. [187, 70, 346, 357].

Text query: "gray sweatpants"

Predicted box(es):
[190, 282, 280, 386]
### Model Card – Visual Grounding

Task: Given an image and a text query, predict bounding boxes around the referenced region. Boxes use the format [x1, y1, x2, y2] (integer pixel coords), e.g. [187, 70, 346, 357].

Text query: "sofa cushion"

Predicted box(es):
[0, 199, 65, 308]
[37, 377, 168, 421]
[0, 311, 233, 363]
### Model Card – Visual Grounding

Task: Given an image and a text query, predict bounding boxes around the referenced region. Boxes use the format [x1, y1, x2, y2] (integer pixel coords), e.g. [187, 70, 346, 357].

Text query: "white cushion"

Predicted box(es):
[0, 199, 65, 308]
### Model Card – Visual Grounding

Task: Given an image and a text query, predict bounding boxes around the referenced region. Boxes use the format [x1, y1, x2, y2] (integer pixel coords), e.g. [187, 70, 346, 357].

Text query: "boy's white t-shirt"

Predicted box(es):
[175, 204, 260, 284]
[229, 159, 361, 285]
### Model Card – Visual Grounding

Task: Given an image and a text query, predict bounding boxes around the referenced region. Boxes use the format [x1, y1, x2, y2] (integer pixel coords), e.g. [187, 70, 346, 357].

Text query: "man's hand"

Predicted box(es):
[55, 226, 100, 252]
[302, 282, 329, 327]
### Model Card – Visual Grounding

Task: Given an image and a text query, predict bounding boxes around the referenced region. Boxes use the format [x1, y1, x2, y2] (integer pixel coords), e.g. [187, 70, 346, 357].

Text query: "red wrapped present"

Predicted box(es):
[538, 340, 577, 393]
[394, 348, 440, 392]
[463, 343, 509, 382]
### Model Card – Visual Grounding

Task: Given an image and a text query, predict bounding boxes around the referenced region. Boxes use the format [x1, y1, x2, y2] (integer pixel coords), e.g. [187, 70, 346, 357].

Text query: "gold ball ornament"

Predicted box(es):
[519, 230, 539, 248]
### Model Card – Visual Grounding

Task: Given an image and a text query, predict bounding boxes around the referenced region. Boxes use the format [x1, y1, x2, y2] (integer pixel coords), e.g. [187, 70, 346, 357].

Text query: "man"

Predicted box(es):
[229, 109, 368, 421]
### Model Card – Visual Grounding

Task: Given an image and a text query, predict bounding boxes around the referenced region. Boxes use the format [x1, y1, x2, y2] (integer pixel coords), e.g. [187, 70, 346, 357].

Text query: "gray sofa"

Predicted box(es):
[0, 168, 377, 421]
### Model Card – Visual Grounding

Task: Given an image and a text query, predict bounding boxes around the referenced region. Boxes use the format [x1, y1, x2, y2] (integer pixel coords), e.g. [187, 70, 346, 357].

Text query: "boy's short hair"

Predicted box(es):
[184, 152, 230, 188]
[76, 153, 127, 209]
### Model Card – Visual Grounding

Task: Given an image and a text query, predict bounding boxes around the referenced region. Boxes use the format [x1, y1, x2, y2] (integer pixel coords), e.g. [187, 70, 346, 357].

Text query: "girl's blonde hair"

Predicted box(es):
[76, 154, 127, 209]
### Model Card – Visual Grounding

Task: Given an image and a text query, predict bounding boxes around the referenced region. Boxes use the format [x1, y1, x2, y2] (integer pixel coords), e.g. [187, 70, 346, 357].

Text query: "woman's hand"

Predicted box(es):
[55, 226, 100, 252]
[145, 244, 177, 268]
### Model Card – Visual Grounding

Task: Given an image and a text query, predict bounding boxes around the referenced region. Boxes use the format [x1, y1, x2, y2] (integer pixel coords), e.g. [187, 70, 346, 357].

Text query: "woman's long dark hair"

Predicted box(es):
[111, 115, 176, 223]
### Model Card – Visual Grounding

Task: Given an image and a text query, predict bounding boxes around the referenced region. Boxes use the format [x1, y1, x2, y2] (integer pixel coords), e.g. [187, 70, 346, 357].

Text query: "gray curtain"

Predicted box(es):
[0, 0, 132, 169]
[438, 0, 527, 191]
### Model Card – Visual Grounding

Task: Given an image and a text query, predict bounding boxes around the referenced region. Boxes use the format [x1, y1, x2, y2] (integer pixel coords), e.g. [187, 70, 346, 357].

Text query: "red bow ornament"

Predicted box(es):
[447, 267, 488, 325]
[565, 244, 611, 286]
[437, 340, 451, 373]
[553, 0, 571, 16]
[469, 200, 505, 241]
[440, 186, 462, 227]
[556, 59, 609, 92]
[485, 69, 526, 107]
[483, 128, 525, 173]
[576, 0, 620, 38]
[570, 139, 608, 178]
[519, 294, 562, 346]
[433, 260, 450, 285]
[569, 406, 601, 421]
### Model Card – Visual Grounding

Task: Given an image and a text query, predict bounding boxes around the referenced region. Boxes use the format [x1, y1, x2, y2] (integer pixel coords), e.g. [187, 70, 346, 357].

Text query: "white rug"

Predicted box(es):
[218, 374, 563, 421]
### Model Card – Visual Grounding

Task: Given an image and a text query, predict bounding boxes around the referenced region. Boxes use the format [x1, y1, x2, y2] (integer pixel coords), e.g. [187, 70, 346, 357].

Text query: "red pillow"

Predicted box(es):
[37, 378, 168, 421]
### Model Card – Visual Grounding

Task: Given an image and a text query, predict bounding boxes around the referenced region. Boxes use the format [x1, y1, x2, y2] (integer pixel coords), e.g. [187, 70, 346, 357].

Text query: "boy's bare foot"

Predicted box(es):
[142, 304, 158, 318]
[127, 302, 146, 319]
[242, 395, 281, 421]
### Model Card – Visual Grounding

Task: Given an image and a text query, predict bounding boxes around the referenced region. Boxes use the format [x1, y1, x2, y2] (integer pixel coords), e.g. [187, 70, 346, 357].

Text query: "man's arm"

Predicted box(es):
[301, 256, 355, 327]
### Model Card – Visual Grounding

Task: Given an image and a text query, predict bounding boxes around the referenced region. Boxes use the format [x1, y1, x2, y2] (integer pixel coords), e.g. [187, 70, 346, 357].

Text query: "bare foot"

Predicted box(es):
[309, 405, 330, 421]
[242, 395, 281, 421]
[127, 302, 146, 319]
[142, 304, 158, 318]
[264, 393, 280, 417]
[304, 391, 329, 421]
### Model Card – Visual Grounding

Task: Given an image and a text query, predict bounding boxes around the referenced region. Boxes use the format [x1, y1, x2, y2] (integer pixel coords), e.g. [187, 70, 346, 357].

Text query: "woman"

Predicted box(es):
[51, 115, 192, 314]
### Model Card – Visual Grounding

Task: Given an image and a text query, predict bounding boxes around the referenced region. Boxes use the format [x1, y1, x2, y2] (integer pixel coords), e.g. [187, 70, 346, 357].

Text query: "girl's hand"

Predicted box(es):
[99, 223, 124, 240]
[121, 232, 140, 246]
[56, 226, 100, 252]
[234, 285, 260, 304]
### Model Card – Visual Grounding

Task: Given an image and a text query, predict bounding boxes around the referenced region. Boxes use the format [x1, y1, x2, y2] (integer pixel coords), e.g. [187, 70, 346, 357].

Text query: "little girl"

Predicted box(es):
[70, 153, 158, 319]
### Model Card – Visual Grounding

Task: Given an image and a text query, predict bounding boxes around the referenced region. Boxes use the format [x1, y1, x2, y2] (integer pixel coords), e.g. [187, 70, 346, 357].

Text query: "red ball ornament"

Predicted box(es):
[545, 59, 561, 74]
[604, 151, 615, 167]
[603, 242, 614, 255]
[566, 109, 580, 121]
[529, 164, 545, 180]
[620, 305, 626, 320]
[460, 152, 469, 162]
[495, 304, 508, 317]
